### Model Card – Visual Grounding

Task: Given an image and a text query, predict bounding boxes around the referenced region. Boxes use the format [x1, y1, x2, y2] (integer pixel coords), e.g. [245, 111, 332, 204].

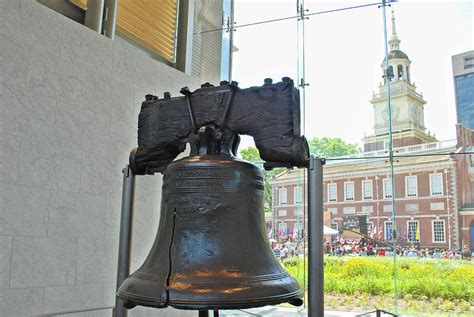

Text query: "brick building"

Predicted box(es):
[270, 12, 474, 251]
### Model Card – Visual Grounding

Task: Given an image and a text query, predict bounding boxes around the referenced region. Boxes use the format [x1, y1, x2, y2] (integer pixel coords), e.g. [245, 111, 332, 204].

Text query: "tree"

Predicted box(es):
[308, 137, 359, 158]
[239, 137, 359, 213]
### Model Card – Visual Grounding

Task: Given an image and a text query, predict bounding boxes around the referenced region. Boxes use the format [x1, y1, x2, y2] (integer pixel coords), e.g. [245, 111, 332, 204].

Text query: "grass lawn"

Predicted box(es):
[283, 256, 474, 315]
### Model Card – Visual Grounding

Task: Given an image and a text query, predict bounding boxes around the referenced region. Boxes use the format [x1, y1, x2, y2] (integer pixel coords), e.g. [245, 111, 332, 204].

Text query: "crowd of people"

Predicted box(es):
[270, 235, 472, 261]
[270, 238, 303, 260]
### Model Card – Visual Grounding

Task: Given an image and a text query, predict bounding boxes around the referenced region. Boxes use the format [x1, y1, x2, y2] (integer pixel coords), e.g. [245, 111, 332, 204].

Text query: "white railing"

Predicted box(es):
[325, 139, 457, 165]
[372, 82, 423, 100]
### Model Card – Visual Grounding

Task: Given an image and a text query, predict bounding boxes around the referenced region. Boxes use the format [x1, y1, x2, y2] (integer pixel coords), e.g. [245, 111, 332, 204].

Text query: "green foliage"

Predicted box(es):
[282, 257, 299, 267]
[283, 256, 474, 301]
[308, 137, 359, 158]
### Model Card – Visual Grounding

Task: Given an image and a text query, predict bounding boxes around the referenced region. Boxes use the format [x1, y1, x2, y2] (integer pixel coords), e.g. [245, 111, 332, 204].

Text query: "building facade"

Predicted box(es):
[0, 1, 230, 316]
[452, 50, 474, 130]
[271, 12, 474, 251]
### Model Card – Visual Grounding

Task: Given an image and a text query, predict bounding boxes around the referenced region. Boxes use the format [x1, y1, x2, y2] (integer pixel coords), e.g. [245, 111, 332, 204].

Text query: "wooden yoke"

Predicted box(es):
[130, 77, 309, 175]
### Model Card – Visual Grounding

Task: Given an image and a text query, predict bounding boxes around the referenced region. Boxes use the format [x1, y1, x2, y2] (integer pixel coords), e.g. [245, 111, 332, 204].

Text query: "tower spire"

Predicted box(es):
[389, 10, 401, 51]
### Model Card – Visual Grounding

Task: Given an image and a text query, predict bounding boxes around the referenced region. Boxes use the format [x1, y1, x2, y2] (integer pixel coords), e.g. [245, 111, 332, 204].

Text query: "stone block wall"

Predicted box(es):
[0, 1, 201, 315]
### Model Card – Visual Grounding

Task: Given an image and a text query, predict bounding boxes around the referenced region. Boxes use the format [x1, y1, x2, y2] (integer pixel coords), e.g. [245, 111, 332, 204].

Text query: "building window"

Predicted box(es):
[405, 176, 418, 197]
[294, 186, 302, 204]
[407, 221, 419, 242]
[430, 174, 443, 196]
[384, 221, 393, 240]
[279, 188, 287, 205]
[383, 178, 393, 199]
[278, 210, 287, 217]
[328, 183, 337, 202]
[397, 64, 403, 79]
[116, 0, 179, 62]
[344, 182, 354, 201]
[362, 180, 373, 200]
[432, 220, 446, 243]
[331, 223, 338, 231]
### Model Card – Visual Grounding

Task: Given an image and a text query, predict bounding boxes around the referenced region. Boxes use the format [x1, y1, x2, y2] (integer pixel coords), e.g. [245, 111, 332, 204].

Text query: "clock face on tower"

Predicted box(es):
[382, 105, 400, 123]
[411, 105, 421, 122]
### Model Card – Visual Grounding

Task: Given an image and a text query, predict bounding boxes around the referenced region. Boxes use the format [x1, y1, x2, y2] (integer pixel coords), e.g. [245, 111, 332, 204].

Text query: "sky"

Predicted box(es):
[231, 0, 473, 151]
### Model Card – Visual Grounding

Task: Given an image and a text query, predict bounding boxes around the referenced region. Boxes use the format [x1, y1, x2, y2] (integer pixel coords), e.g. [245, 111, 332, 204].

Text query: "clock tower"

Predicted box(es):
[363, 11, 436, 152]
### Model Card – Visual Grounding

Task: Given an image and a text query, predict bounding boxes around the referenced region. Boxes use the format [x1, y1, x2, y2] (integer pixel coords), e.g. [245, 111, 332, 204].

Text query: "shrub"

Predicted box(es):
[286, 256, 474, 301]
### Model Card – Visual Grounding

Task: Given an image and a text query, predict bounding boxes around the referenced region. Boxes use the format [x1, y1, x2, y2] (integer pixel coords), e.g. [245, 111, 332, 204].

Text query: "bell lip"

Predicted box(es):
[117, 288, 168, 308]
[168, 288, 304, 310]
[117, 288, 304, 310]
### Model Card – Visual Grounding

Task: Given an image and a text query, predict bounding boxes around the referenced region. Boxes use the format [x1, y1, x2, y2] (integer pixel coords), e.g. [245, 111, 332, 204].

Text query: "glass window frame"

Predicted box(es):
[429, 173, 444, 196]
[383, 178, 393, 199]
[432, 220, 446, 243]
[407, 220, 420, 242]
[294, 186, 303, 204]
[279, 188, 287, 205]
[344, 181, 355, 201]
[384, 221, 393, 241]
[362, 179, 373, 200]
[405, 175, 418, 197]
[328, 183, 337, 202]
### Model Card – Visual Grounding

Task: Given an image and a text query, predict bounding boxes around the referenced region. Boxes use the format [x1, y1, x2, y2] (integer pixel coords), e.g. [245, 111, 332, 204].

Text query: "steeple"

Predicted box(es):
[363, 10, 436, 152]
[389, 10, 401, 51]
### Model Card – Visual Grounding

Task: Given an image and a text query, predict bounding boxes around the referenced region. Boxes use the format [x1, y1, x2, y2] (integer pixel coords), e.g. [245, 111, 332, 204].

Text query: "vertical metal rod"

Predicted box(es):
[84, 0, 105, 33]
[308, 155, 324, 317]
[114, 165, 136, 317]
[380, 0, 398, 309]
[104, 0, 118, 39]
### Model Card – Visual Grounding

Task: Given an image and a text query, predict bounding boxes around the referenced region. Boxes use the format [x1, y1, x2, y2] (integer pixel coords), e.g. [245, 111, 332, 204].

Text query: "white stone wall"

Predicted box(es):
[0, 1, 201, 316]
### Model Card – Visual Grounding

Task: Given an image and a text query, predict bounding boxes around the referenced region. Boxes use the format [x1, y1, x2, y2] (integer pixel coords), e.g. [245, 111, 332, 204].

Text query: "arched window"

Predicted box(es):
[387, 66, 394, 81]
[398, 65, 403, 79]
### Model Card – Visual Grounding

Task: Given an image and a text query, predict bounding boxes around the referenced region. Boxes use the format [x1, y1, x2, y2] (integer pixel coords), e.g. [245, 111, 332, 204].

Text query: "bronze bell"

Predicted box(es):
[118, 79, 309, 311]
[118, 127, 303, 310]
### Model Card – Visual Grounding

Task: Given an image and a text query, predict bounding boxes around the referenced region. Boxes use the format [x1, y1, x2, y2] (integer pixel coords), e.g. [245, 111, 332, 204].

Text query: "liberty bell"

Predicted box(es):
[117, 78, 309, 311]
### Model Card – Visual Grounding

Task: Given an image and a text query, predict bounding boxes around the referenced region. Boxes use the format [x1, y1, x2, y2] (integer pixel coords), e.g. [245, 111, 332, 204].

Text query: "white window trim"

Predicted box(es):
[429, 173, 444, 196]
[431, 219, 446, 243]
[383, 178, 393, 199]
[328, 183, 337, 202]
[362, 180, 373, 200]
[384, 221, 393, 240]
[405, 175, 418, 197]
[279, 188, 287, 205]
[406, 220, 420, 242]
[294, 186, 302, 204]
[279, 209, 287, 217]
[344, 181, 355, 201]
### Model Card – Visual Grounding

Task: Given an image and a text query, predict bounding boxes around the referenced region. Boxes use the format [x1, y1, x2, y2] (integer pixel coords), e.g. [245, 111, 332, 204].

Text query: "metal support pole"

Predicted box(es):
[104, 0, 118, 39]
[114, 165, 136, 317]
[308, 155, 324, 317]
[84, 0, 105, 33]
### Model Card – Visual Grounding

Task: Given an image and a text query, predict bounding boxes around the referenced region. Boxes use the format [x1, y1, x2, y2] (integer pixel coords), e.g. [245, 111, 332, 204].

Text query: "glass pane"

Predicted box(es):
[232, 0, 473, 315]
